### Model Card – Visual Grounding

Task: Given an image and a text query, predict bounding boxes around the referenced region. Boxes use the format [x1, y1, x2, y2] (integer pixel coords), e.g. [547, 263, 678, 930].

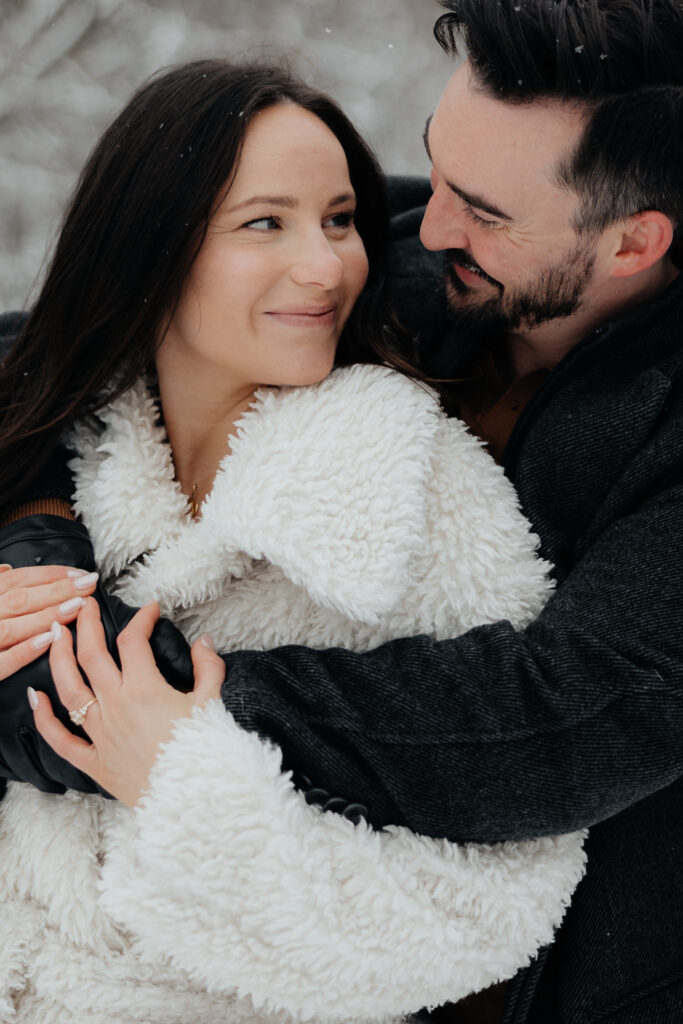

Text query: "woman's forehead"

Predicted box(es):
[226, 105, 353, 198]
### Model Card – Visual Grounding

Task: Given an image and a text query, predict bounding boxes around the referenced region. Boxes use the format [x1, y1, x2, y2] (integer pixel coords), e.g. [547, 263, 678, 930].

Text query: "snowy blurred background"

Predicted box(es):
[0, 0, 455, 311]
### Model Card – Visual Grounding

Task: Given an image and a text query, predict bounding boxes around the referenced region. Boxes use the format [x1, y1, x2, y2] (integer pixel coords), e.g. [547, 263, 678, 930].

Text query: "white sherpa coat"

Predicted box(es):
[0, 365, 586, 1024]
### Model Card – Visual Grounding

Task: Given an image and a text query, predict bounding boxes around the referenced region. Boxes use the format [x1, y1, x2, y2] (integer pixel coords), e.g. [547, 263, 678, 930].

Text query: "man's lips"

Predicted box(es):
[450, 260, 491, 288]
[266, 306, 337, 327]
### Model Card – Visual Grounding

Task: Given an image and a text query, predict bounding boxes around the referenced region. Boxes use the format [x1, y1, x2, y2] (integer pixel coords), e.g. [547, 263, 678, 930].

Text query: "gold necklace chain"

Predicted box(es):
[187, 483, 200, 520]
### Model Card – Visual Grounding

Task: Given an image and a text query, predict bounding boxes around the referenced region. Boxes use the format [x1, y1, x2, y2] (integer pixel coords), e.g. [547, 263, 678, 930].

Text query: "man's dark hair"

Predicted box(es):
[434, 0, 683, 264]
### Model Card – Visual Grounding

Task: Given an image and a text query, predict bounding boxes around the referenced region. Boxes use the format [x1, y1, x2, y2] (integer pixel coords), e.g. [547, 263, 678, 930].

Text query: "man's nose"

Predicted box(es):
[420, 189, 469, 252]
[290, 232, 344, 289]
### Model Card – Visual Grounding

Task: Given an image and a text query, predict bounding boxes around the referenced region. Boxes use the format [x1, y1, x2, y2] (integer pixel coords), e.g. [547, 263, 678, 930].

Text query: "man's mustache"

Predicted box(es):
[444, 249, 502, 291]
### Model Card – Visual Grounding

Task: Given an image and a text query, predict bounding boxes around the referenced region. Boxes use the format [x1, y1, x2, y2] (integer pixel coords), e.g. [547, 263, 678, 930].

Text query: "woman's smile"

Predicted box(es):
[265, 304, 338, 328]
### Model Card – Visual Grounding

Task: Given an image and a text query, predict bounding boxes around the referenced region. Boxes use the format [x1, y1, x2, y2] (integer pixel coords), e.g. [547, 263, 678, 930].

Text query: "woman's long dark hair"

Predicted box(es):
[0, 59, 422, 518]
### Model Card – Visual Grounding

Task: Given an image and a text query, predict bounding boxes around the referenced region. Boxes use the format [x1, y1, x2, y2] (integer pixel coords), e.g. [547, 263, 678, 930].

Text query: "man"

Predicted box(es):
[1, 2, 682, 1021]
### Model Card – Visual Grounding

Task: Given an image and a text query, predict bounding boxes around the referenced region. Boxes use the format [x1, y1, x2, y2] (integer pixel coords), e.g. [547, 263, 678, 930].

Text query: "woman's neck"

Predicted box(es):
[154, 349, 257, 517]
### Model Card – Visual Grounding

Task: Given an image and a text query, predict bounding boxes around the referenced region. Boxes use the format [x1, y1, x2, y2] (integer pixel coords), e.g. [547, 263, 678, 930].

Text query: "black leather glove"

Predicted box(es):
[0, 515, 194, 796]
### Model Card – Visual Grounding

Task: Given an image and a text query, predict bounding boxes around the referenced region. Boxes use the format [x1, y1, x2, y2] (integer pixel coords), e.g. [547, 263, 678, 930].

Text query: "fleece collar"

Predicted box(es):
[69, 365, 442, 624]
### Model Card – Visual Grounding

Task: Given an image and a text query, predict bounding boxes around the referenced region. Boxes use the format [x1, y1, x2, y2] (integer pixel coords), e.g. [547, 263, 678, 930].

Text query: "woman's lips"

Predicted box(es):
[266, 307, 337, 328]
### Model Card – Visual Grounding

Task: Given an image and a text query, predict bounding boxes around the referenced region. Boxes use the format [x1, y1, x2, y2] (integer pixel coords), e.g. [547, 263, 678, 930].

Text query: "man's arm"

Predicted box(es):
[220, 480, 683, 843]
[4, 481, 679, 838]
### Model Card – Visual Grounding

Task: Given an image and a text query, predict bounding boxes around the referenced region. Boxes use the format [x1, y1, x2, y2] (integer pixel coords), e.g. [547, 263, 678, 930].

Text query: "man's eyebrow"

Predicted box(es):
[423, 116, 433, 162]
[422, 115, 514, 222]
[224, 192, 355, 214]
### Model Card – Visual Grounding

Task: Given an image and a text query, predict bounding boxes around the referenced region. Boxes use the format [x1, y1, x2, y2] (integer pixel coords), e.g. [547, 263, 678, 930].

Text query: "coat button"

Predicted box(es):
[305, 787, 330, 806]
[322, 796, 348, 814]
[343, 803, 368, 824]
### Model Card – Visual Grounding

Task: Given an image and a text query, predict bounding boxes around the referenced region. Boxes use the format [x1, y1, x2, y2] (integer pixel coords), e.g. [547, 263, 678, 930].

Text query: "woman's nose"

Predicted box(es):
[420, 188, 469, 252]
[290, 232, 344, 289]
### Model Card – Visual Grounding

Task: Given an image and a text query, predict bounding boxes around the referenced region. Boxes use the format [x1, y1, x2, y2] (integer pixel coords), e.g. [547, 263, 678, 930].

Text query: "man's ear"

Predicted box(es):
[610, 211, 674, 278]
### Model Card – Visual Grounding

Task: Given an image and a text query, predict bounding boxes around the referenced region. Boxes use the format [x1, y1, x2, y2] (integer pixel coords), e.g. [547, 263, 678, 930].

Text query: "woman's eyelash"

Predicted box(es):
[463, 204, 499, 230]
[241, 211, 356, 231]
[327, 211, 355, 227]
[243, 216, 280, 231]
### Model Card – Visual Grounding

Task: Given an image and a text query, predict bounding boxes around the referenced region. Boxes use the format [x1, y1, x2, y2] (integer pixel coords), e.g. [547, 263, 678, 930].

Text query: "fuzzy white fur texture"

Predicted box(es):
[0, 365, 586, 1023]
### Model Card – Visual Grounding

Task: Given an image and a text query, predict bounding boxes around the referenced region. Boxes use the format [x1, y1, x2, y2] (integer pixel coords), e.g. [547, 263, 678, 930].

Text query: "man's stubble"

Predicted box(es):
[443, 239, 597, 337]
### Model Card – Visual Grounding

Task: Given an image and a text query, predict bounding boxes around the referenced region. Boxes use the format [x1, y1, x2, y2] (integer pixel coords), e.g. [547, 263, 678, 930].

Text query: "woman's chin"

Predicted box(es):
[276, 356, 336, 388]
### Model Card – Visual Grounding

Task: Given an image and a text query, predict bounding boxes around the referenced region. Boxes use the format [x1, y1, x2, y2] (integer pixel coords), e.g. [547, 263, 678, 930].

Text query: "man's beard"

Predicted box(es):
[443, 240, 596, 337]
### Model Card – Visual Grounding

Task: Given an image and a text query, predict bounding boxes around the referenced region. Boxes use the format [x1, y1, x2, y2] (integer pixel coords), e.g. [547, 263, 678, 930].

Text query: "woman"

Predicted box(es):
[0, 60, 585, 1023]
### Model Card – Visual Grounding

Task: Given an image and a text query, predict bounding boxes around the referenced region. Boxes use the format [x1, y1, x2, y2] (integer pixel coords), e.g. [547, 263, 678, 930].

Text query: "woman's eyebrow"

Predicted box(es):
[225, 195, 297, 213]
[225, 192, 355, 214]
[422, 115, 514, 222]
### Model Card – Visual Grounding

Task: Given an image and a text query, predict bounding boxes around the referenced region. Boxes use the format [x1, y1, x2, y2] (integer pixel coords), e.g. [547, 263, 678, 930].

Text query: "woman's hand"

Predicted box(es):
[0, 564, 99, 679]
[27, 598, 226, 807]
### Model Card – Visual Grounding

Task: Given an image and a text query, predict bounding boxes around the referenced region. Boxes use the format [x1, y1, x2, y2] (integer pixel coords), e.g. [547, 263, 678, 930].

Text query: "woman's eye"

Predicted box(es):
[324, 211, 355, 229]
[463, 204, 499, 230]
[243, 216, 280, 231]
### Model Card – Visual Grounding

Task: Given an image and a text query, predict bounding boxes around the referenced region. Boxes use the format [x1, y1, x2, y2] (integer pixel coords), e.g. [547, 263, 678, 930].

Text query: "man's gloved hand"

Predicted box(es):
[0, 515, 194, 796]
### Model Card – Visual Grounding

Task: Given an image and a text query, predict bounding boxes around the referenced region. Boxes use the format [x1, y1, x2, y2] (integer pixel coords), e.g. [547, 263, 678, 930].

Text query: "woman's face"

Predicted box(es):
[160, 103, 369, 390]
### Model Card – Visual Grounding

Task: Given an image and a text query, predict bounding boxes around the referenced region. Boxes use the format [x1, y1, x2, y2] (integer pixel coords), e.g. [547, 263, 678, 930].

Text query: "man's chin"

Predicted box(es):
[445, 277, 490, 306]
[444, 286, 511, 337]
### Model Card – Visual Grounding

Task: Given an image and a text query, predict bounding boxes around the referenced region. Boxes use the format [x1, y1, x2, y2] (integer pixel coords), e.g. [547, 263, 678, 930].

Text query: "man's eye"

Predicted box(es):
[463, 204, 499, 230]
[243, 216, 280, 231]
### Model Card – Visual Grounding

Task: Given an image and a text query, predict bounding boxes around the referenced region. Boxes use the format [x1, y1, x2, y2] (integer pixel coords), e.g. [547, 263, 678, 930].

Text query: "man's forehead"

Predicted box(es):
[423, 115, 515, 221]
[427, 63, 586, 215]
[433, 60, 586, 139]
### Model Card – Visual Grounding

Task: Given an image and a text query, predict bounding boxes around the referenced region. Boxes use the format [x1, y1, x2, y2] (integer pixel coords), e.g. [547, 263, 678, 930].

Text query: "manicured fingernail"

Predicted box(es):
[27, 687, 39, 710]
[0, 564, 12, 572]
[30, 630, 54, 651]
[67, 568, 88, 578]
[59, 596, 85, 615]
[51, 620, 63, 641]
[199, 633, 215, 650]
[73, 571, 98, 590]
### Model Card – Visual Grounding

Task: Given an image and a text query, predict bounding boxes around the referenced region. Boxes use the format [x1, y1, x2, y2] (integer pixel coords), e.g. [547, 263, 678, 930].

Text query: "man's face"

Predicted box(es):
[420, 62, 600, 336]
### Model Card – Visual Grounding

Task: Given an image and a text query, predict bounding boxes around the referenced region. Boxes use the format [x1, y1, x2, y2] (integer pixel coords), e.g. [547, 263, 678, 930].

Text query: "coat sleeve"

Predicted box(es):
[218, 478, 683, 845]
